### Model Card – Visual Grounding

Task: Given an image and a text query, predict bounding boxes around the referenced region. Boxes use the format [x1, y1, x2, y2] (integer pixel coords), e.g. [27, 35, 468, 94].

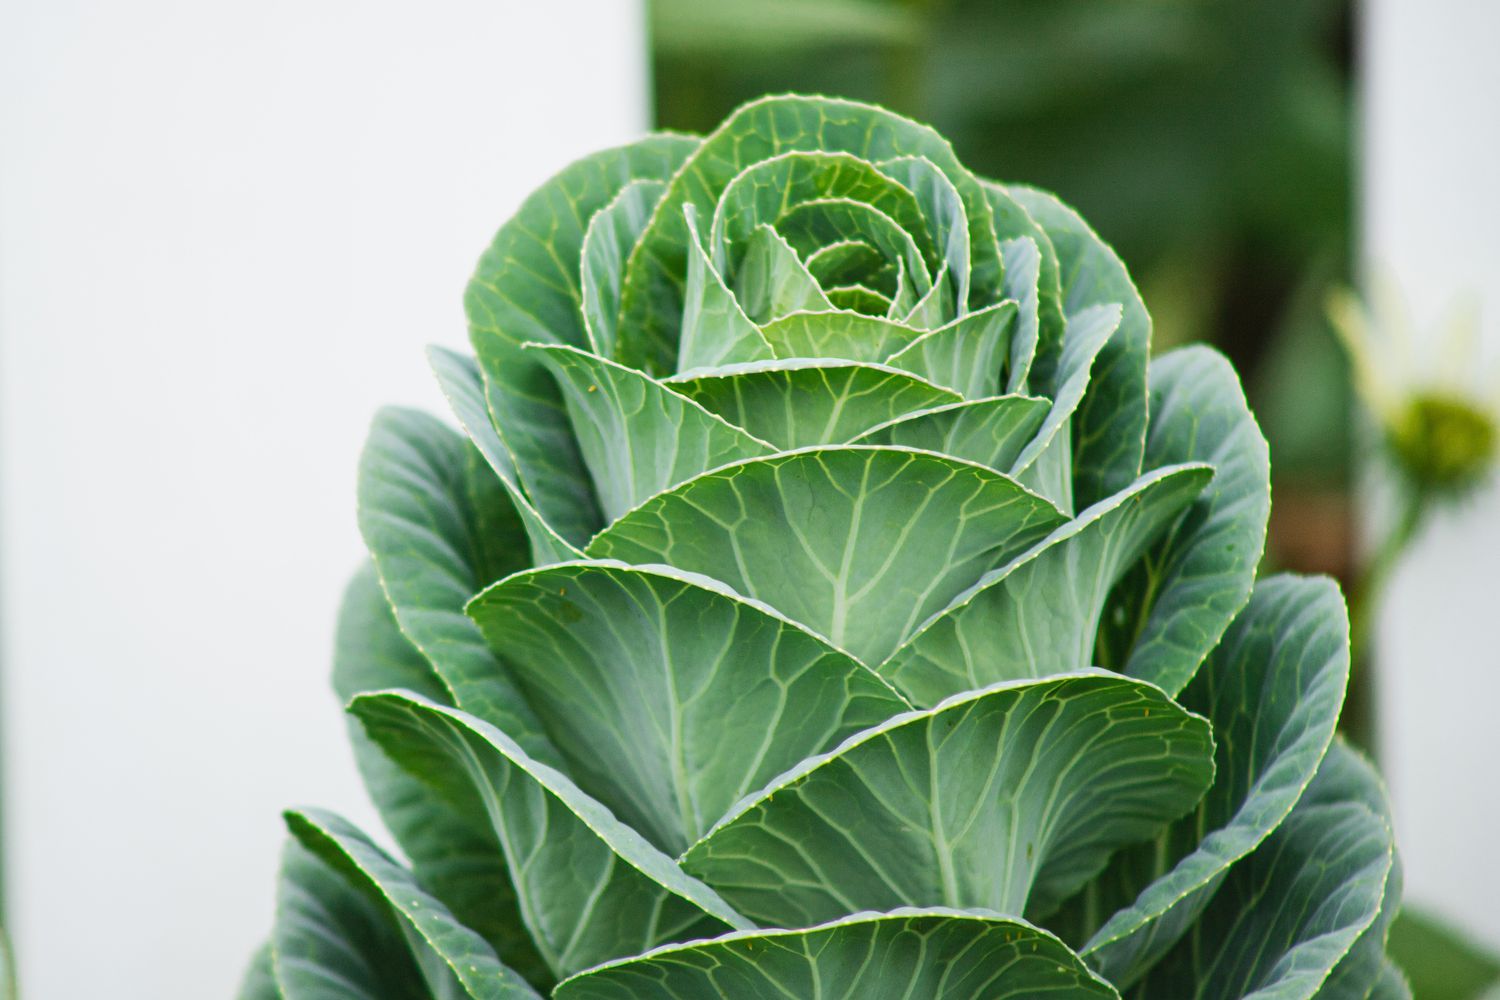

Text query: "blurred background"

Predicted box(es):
[2, 0, 1496, 996]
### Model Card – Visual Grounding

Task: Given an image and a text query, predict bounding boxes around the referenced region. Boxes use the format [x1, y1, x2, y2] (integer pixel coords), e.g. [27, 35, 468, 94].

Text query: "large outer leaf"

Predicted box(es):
[1107, 345, 1271, 696]
[881, 464, 1211, 706]
[586, 446, 1066, 665]
[284, 809, 541, 1000]
[271, 837, 430, 1000]
[1133, 741, 1395, 999]
[1010, 186, 1148, 509]
[350, 691, 750, 980]
[467, 134, 700, 543]
[466, 559, 907, 855]
[356, 408, 555, 762]
[666, 358, 962, 449]
[529, 343, 772, 521]
[682, 673, 1215, 927]
[333, 563, 548, 986]
[554, 909, 1119, 1000]
[1072, 575, 1351, 987]
[617, 95, 1003, 371]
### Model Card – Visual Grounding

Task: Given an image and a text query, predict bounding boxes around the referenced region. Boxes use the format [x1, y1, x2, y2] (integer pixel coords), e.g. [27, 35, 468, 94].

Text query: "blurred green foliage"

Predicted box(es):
[651, 0, 1356, 487]
[1389, 909, 1500, 1000]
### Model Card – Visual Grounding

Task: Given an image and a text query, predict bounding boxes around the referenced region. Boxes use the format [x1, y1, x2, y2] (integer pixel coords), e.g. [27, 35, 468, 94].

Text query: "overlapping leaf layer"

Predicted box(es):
[242, 96, 1405, 999]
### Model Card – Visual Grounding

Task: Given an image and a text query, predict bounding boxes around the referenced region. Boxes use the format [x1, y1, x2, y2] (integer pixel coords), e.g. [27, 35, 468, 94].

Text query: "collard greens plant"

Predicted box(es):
[242, 96, 1406, 999]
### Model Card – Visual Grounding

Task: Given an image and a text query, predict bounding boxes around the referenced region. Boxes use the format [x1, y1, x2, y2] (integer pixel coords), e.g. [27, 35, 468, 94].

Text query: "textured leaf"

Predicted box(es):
[350, 692, 751, 980]
[1308, 742, 1405, 1000]
[272, 837, 429, 1000]
[1000, 236, 1043, 391]
[554, 909, 1119, 1000]
[774, 197, 932, 297]
[1074, 575, 1352, 987]
[530, 343, 772, 521]
[981, 181, 1066, 392]
[1012, 303, 1123, 514]
[619, 95, 1003, 370]
[332, 563, 548, 987]
[678, 205, 775, 372]
[428, 347, 579, 565]
[237, 944, 282, 1000]
[884, 301, 1017, 398]
[805, 239, 887, 289]
[468, 134, 699, 540]
[1107, 345, 1271, 695]
[1133, 742, 1394, 999]
[467, 559, 907, 854]
[878, 156, 971, 308]
[581, 179, 665, 359]
[356, 408, 555, 762]
[759, 308, 924, 362]
[707, 150, 934, 275]
[827, 282, 894, 314]
[852, 394, 1050, 473]
[731, 223, 835, 323]
[1011, 186, 1148, 508]
[285, 809, 542, 1000]
[586, 446, 1066, 664]
[881, 464, 1212, 706]
[665, 358, 961, 449]
[682, 673, 1215, 927]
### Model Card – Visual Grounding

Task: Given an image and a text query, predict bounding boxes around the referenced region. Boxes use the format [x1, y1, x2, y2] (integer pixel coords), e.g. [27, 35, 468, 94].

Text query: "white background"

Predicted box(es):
[0, 1, 646, 995]
[1365, 0, 1500, 947]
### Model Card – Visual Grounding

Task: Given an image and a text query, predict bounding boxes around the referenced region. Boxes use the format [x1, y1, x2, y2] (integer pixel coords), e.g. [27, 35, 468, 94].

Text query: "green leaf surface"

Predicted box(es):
[285, 809, 542, 1000]
[1075, 575, 1352, 987]
[581, 179, 665, 359]
[884, 301, 1017, 399]
[804, 238, 886, 288]
[1108, 345, 1270, 695]
[1308, 742, 1405, 1000]
[999, 237, 1043, 391]
[827, 282, 895, 315]
[427, 347, 580, 565]
[707, 150, 934, 275]
[1012, 302, 1123, 514]
[981, 181, 1065, 392]
[682, 673, 1215, 927]
[851, 394, 1050, 473]
[774, 197, 932, 297]
[1011, 186, 1148, 507]
[665, 358, 961, 449]
[1133, 741, 1395, 1000]
[332, 562, 549, 986]
[468, 134, 698, 539]
[618, 95, 1003, 371]
[585, 446, 1066, 665]
[553, 909, 1119, 1000]
[467, 558, 907, 855]
[759, 308, 924, 363]
[272, 837, 429, 1000]
[678, 204, 776, 372]
[357, 408, 556, 762]
[530, 343, 772, 521]
[881, 464, 1211, 706]
[731, 223, 835, 323]
[878, 156, 971, 308]
[350, 692, 750, 980]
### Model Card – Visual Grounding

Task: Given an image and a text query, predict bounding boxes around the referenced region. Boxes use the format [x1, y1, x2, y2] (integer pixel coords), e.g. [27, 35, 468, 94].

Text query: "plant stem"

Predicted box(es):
[1344, 483, 1430, 753]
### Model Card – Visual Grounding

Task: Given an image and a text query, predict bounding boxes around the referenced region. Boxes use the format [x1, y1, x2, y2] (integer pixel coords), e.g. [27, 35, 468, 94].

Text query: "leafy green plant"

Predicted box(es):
[241, 95, 1405, 999]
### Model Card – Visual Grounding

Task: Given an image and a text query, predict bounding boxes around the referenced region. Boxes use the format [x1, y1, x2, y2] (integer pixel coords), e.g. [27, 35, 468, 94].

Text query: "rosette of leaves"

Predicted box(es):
[241, 96, 1406, 999]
